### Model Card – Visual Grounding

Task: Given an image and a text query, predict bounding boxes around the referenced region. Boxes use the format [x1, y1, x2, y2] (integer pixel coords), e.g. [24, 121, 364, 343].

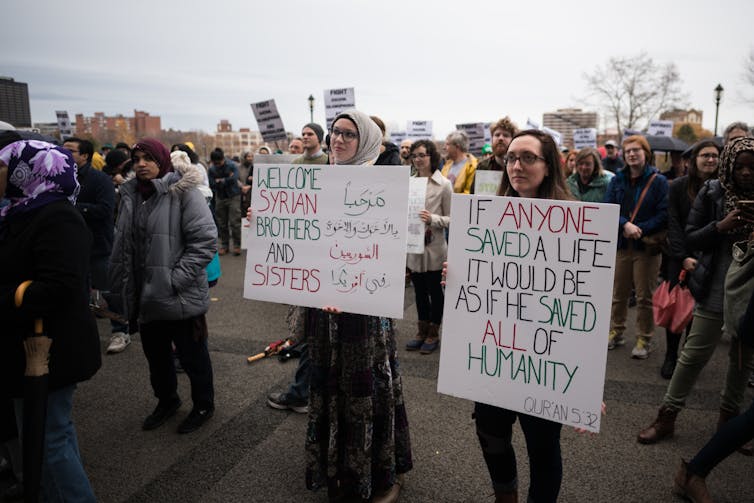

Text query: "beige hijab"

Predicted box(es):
[332, 109, 382, 166]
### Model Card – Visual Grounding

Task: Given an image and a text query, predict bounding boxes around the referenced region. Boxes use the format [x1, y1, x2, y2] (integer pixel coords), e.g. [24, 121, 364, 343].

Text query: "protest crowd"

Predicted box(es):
[1, 105, 754, 503]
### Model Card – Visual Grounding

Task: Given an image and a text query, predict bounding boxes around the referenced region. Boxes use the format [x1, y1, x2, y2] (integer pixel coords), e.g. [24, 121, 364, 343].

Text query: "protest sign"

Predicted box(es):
[526, 118, 541, 131]
[254, 154, 298, 164]
[437, 194, 619, 432]
[324, 87, 356, 129]
[456, 122, 486, 156]
[390, 131, 408, 145]
[243, 164, 409, 318]
[542, 126, 562, 146]
[55, 110, 73, 140]
[407, 177, 428, 254]
[647, 120, 674, 136]
[251, 100, 287, 142]
[241, 218, 251, 250]
[573, 128, 597, 150]
[473, 171, 503, 196]
[407, 120, 433, 140]
[622, 129, 643, 142]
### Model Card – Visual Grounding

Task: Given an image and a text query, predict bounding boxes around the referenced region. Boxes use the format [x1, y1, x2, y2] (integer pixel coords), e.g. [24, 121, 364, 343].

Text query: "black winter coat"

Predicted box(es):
[75, 163, 115, 259]
[0, 200, 101, 398]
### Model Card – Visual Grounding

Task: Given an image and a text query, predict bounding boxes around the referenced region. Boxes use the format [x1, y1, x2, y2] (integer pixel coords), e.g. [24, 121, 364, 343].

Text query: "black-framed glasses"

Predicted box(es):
[504, 152, 545, 167]
[330, 127, 359, 142]
[698, 153, 719, 160]
[410, 153, 429, 160]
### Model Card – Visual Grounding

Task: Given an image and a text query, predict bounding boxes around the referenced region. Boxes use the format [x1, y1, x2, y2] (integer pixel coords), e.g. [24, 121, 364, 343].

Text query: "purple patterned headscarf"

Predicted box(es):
[0, 140, 80, 223]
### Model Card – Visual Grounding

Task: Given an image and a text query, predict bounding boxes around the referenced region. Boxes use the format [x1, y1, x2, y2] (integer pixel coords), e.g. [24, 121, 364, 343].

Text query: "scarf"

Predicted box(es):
[332, 110, 382, 166]
[132, 138, 172, 199]
[719, 137, 754, 236]
[0, 140, 79, 233]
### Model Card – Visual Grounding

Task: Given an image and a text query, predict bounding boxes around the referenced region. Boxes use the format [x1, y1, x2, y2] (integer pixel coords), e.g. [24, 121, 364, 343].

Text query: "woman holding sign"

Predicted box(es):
[457, 129, 574, 503]
[405, 140, 452, 354]
[307, 110, 413, 502]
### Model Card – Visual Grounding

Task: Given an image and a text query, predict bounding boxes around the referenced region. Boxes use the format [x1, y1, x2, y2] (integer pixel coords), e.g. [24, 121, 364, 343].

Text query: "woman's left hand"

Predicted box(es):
[322, 305, 341, 314]
[419, 209, 431, 224]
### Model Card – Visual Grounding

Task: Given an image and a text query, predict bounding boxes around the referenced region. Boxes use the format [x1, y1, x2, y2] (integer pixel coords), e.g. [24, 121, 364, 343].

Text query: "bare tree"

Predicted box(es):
[741, 48, 754, 103]
[583, 52, 687, 133]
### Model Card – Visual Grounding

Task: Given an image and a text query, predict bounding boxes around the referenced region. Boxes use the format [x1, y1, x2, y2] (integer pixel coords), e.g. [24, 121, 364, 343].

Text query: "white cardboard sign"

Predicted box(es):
[437, 194, 619, 432]
[473, 171, 503, 196]
[251, 100, 287, 142]
[55, 110, 73, 140]
[243, 164, 409, 318]
[573, 128, 597, 150]
[407, 177, 428, 254]
[407, 120, 433, 140]
[324, 87, 356, 129]
[647, 120, 674, 137]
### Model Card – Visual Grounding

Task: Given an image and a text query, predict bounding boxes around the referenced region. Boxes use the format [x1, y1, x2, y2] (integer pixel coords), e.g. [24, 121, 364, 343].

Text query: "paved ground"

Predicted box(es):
[5, 252, 753, 502]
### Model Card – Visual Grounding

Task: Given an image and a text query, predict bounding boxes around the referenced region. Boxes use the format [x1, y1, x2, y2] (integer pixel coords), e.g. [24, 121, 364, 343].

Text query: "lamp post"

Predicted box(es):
[714, 83, 724, 136]
[308, 94, 315, 123]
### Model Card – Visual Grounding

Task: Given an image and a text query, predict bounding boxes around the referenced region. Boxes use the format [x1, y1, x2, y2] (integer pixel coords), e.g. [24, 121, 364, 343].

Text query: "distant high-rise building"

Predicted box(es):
[542, 108, 598, 149]
[0, 77, 32, 128]
[213, 120, 263, 157]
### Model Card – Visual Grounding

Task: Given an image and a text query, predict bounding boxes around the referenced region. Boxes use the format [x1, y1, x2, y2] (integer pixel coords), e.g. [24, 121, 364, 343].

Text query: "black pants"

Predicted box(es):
[411, 270, 444, 324]
[140, 316, 214, 410]
[474, 402, 563, 502]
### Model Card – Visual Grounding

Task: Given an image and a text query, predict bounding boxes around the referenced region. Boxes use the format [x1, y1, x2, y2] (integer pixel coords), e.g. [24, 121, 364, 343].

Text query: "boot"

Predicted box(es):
[637, 405, 678, 444]
[420, 323, 440, 354]
[672, 460, 713, 503]
[661, 330, 681, 379]
[717, 408, 753, 456]
[406, 321, 429, 351]
[372, 474, 403, 503]
[494, 489, 518, 503]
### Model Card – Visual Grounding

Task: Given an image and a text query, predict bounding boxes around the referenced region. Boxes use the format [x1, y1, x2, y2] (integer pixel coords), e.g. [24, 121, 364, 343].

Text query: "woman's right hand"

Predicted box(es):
[441, 261, 448, 287]
[246, 207, 253, 222]
[682, 257, 698, 271]
[716, 209, 745, 233]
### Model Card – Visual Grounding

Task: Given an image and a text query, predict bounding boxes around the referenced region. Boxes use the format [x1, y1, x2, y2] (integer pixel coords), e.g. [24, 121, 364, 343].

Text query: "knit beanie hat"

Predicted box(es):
[303, 123, 325, 143]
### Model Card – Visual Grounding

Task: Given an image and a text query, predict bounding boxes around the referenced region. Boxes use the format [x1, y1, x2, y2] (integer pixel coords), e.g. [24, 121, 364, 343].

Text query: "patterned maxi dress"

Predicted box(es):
[303, 308, 413, 500]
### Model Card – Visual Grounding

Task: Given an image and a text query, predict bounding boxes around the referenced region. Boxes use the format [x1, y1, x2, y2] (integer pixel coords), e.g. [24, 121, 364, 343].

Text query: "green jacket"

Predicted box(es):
[566, 171, 614, 203]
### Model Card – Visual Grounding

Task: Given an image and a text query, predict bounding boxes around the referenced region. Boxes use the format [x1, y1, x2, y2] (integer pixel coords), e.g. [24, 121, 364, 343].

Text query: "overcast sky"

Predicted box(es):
[3, 0, 753, 139]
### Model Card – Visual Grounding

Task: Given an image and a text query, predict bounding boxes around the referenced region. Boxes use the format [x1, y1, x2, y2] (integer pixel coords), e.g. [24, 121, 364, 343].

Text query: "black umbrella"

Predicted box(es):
[14, 280, 52, 503]
[646, 135, 689, 153]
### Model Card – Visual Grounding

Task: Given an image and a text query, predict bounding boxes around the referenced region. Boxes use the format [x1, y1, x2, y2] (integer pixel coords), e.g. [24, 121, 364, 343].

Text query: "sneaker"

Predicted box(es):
[607, 330, 625, 350]
[177, 407, 214, 434]
[142, 396, 182, 431]
[106, 332, 131, 354]
[267, 392, 308, 414]
[632, 336, 653, 359]
[232, 247, 241, 256]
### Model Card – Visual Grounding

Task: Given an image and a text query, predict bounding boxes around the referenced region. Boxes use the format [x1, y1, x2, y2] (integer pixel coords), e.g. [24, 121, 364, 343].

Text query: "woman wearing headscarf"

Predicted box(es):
[110, 139, 217, 434]
[637, 137, 753, 448]
[306, 110, 413, 502]
[0, 138, 101, 501]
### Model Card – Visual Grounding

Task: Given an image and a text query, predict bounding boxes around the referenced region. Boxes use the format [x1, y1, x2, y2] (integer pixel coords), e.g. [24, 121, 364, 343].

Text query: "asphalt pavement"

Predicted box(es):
[9, 251, 753, 502]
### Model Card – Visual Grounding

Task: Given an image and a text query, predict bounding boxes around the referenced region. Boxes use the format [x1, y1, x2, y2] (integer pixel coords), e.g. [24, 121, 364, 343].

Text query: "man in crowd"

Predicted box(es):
[63, 138, 127, 353]
[295, 123, 328, 164]
[723, 121, 751, 144]
[209, 148, 242, 255]
[603, 140, 624, 173]
[288, 138, 304, 155]
[472, 116, 518, 193]
[399, 139, 413, 166]
[239, 151, 254, 214]
[441, 130, 478, 193]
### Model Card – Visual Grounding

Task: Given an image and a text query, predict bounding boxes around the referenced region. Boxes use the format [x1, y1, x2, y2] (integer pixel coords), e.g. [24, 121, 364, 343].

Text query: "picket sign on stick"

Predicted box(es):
[243, 164, 409, 318]
[437, 194, 619, 432]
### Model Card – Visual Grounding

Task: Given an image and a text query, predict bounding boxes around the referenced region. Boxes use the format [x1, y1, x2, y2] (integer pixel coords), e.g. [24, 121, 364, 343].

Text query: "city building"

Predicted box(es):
[542, 108, 598, 149]
[213, 120, 264, 157]
[75, 110, 161, 140]
[660, 108, 703, 125]
[0, 77, 32, 128]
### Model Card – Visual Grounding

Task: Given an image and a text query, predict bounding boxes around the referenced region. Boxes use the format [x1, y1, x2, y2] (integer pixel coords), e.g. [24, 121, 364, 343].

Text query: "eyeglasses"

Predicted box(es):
[504, 152, 545, 167]
[330, 127, 359, 142]
[624, 148, 643, 155]
[698, 153, 719, 160]
[410, 153, 429, 160]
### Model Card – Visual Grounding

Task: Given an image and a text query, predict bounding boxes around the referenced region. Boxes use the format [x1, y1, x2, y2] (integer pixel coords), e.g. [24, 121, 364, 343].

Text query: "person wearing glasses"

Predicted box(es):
[306, 110, 413, 502]
[566, 147, 614, 203]
[604, 135, 668, 359]
[441, 130, 478, 194]
[451, 129, 575, 502]
[405, 140, 451, 354]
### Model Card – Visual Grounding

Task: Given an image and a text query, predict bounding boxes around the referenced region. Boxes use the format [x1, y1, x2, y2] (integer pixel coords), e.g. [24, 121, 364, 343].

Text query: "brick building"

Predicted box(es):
[75, 110, 161, 139]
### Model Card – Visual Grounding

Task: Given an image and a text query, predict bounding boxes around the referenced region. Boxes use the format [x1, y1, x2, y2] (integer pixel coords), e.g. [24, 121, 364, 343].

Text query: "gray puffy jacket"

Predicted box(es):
[110, 162, 217, 324]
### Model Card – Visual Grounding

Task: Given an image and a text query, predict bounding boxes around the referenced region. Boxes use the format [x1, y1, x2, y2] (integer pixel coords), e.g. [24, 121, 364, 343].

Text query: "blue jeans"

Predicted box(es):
[688, 397, 754, 477]
[474, 402, 562, 502]
[286, 342, 311, 402]
[15, 385, 96, 503]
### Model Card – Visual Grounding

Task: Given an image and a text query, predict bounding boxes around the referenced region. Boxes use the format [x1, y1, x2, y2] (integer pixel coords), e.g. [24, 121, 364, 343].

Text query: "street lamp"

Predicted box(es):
[308, 94, 315, 123]
[714, 83, 724, 136]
